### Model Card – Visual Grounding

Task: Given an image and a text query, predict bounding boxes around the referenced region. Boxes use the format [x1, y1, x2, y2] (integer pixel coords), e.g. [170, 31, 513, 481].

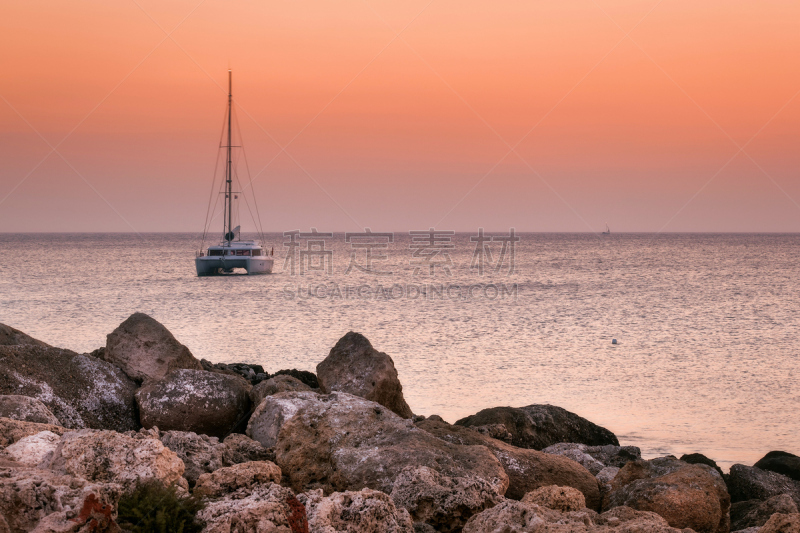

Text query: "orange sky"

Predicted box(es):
[1, 0, 799, 232]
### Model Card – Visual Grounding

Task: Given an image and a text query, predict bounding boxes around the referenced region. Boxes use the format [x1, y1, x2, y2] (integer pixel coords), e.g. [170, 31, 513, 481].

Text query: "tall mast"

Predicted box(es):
[226, 70, 233, 242]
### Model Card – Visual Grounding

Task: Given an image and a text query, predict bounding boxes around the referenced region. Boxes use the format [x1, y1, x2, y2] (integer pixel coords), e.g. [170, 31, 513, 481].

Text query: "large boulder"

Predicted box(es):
[247, 391, 321, 449]
[462, 499, 686, 533]
[136, 369, 252, 439]
[0, 345, 139, 431]
[456, 404, 618, 450]
[299, 488, 414, 532]
[0, 323, 50, 347]
[0, 417, 68, 449]
[196, 483, 304, 532]
[249, 374, 312, 405]
[316, 332, 413, 419]
[194, 461, 282, 499]
[103, 312, 202, 383]
[0, 430, 61, 466]
[605, 456, 730, 533]
[40, 428, 186, 491]
[0, 466, 122, 532]
[730, 494, 799, 531]
[755, 452, 800, 482]
[416, 418, 601, 508]
[262, 391, 508, 531]
[0, 395, 60, 425]
[728, 464, 800, 507]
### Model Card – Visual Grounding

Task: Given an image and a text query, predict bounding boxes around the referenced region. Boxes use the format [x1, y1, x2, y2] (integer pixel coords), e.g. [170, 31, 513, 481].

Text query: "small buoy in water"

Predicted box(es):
[611, 339, 618, 345]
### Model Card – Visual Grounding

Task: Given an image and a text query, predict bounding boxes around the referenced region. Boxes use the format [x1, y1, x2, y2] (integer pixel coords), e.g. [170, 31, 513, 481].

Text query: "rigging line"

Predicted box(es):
[242, 145, 266, 244]
[234, 165, 259, 245]
[233, 104, 266, 243]
[205, 106, 265, 240]
[231, 105, 257, 241]
[229, 138, 259, 244]
[201, 105, 230, 250]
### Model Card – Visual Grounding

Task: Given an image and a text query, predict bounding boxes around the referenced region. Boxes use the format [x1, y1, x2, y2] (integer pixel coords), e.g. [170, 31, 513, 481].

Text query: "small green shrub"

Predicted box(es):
[116, 480, 204, 533]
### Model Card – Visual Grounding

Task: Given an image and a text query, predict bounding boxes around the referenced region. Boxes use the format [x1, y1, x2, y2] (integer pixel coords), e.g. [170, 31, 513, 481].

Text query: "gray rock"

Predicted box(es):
[247, 391, 321, 449]
[755, 451, 800, 482]
[196, 483, 299, 531]
[220, 433, 274, 465]
[730, 494, 798, 531]
[0, 345, 139, 431]
[0, 395, 60, 425]
[300, 488, 414, 533]
[159, 430, 224, 486]
[728, 464, 800, 507]
[389, 466, 505, 532]
[543, 442, 641, 474]
[136, 369, 252, 439]
[103, 312, 202, 383]
[249, 374, 311, 405]
[542, 443, 605, 475]
[0, 323, 50, 347]
[456, 404, 619, 450]
[317, 331, 413, 419]
[597, 466, 620, 496]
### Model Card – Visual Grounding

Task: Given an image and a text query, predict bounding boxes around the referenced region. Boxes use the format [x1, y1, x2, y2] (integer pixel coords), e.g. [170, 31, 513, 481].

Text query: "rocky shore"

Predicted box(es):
[0, 314, 798, 532]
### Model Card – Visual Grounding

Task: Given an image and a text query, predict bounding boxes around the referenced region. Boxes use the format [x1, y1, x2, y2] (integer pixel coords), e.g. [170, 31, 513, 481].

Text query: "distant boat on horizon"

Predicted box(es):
[195, 70, 274, 276]
[602, 223, 610, 235]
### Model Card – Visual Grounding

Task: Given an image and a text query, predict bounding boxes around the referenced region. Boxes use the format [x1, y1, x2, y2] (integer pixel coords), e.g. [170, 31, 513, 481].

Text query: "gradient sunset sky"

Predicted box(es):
[1, 0, 799, 232]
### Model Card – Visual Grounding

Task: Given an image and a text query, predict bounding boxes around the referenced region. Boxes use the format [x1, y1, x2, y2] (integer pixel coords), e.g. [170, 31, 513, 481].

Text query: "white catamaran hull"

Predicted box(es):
[195, 256, 274, 276]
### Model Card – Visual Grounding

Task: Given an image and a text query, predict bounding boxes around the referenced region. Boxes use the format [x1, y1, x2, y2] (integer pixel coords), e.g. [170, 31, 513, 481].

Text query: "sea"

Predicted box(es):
[1, 232, 798, 469]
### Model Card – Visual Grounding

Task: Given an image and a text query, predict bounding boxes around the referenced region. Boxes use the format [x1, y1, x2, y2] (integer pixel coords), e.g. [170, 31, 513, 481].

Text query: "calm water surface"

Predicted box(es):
[1, 232, 798, 469]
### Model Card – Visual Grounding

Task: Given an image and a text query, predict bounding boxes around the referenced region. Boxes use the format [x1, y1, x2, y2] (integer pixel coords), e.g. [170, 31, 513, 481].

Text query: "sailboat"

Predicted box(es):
[602, 223, 610, 235]
[195, 71, 274, 276]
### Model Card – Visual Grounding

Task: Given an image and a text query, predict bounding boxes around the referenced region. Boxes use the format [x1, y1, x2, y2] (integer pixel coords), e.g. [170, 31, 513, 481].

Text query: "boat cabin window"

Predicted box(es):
[252, 249, 262, 256]
[209, 249, 224, 256]
[235, 250, 251, 256]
